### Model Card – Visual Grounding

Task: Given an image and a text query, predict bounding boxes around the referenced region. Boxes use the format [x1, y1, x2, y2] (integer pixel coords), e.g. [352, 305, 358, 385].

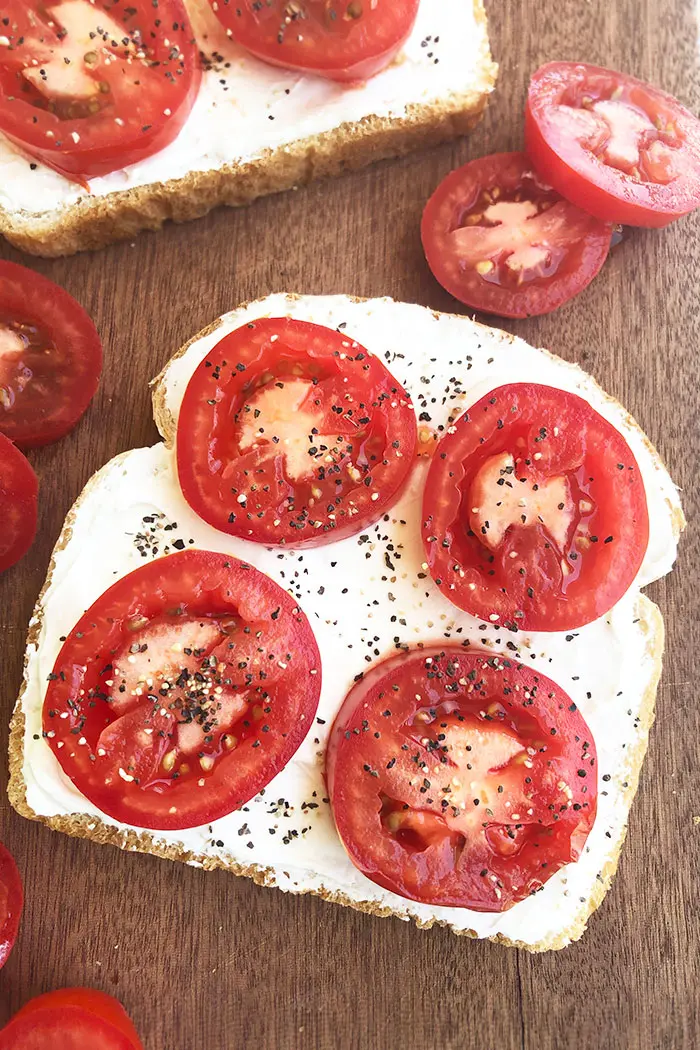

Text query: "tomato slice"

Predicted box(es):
[525, 62, 700, 227]
[210, 0, 419, 83]
[327, 648, 597, 911]
[0, 843, 23, 971]
[0, 263, 102, 448]
[176, 318, 417, 548]
[0, 432, 38, 573]
[4, 990, 143, 1050]
[43, 549, 321, 830]
[421, 152, 613, 318]
[421, 383, 649, 632]
[0, 1, 201, 181]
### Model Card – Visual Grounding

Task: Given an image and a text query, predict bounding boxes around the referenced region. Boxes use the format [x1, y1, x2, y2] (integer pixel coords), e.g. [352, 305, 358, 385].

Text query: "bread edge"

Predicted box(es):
[0, 2, 497, 258]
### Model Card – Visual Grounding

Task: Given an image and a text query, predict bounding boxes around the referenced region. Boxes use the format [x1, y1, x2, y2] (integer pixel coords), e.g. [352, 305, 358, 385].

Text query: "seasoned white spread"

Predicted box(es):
[18, 296, 682, 948]
[0, 0, 492, 217]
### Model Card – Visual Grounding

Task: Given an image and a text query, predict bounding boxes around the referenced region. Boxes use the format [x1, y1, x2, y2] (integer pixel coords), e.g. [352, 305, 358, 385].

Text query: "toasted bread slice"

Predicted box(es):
[0, 1, 497, 258]
[8, 295, 684, 951]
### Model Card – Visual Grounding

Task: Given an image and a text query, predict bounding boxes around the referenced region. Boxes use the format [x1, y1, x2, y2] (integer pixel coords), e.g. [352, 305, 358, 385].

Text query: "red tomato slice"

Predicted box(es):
[43, 549, 321, 830]
[0, 263, 102, 448]
[176, 317, 417, 548]
[210, 0, 419, 83]
[421, 383, 649, 632]
[0, 843, 23, 971]
[0, 0, 201, 181]
[0, 432, 38, 573]
[526, 62, 700, 227]
[5, 990, 143, 1050]
[421, 152, 613, 318]
[327, 648, 597, 911]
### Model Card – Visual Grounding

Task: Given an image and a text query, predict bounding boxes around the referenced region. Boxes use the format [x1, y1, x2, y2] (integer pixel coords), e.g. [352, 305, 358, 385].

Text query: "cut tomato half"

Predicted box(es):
[421, 152, 613, 318]
[0, 431, 38, 573]
[421, 151, 612, 315]
[327, 648, 597, 911]
[0, 843, 23, 971]
[526, 62, 700, 227]
[210, 0, 419, 82]
[0, 989, 143, 1050]
[421, 383, 649, 632]
[0, 1, 201, 181]
[176, 317, 417, 547]
[43, 549, 321, 830]
[0, 262, 102, 447]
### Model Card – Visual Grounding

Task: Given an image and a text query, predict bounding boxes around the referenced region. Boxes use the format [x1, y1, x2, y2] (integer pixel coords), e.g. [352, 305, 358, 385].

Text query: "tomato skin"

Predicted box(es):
[43, 549, 321, 831]
[421, 383, 649, 632]
[0, 843, 23, 971]
[327, 648, 597, 911]
[526, 62, 700, 228]
[176, 317, 417, 548]
[0, 432, 38, 573]
[0, 263, 102, 448]
[421, 152, 612, 319]
[6, 990, 143, 1050]
[210, 0, 419, 83]
[0, 1, 201, 181]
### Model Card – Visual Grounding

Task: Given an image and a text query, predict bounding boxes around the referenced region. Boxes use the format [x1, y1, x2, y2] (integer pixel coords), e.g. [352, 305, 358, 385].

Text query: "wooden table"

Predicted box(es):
[1, 1, 698, 1047]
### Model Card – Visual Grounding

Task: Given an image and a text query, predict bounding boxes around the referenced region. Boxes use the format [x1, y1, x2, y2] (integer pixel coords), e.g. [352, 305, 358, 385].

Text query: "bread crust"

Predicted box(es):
[8, 297, 683, 952]
[0, 0, 497, 258]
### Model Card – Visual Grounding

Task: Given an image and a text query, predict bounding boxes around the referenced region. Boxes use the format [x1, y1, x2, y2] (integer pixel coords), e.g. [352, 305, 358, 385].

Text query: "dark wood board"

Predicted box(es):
[1, 1, 698, 1047]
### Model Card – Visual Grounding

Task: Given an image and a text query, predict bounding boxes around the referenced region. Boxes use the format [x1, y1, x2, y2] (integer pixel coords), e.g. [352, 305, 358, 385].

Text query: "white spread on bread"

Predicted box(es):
[0, 0, 488, 215]
[17, 296, 681, 948]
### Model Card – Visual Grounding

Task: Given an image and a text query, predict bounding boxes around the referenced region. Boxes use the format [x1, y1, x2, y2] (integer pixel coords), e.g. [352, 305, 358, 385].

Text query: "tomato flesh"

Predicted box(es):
[0, 843, 23, 971]
[421, 152, 612, 318]
[0, 431, 38, 573]
[176, 317, 417, 548]
[327, 648, 597, 911]
[0, 1, 201, 181]
[421, 383, 649, 632]
[0, 263, 102, 448]
[43, 549, 321, 830]
[210, 0, 420, 82]
[526, 62, 700, 227]
[5, 990, 143, 1050]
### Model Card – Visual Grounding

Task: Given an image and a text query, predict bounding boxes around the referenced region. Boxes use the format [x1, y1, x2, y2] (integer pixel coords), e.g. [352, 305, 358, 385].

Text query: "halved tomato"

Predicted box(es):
[43, 549, 321, 830]
[526, 62, 700, 227]
[0, 431, 38, 573]
[0, 262, 102, 448]
[176, 317, 417, 548]
[0, 0, 201, 181]
[421, 383, 649, 632]
[210, 0, 419, 82]
[0, 843, 23, 971]
[327, 648, 597, 910]
[0, 989, 143, 1050]
[421, 152, 613, 318]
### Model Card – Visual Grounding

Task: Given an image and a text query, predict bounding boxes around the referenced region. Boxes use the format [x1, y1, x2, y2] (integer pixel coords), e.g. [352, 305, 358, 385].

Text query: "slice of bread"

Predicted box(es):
[0, 0, 497, 258]
[8, 295, 684, 951]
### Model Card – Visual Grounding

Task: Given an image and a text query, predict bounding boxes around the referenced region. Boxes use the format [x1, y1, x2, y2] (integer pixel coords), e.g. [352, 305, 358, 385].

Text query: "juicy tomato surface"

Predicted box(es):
[421, 383, 649, 632]
[43, 549, 321, 830]
[327, 648, 597, 910]
[0, 843, 23, 971]
[2, 990, 143, 1050]
[0, 0, 201, 181]
[0, 431, 38, 573]
[0, 262, 102, 448]
[526, 62, 700, 227]
[177, 317, 418, 548]
[210, 0, 419, 82]
[421, 152, 613, 318]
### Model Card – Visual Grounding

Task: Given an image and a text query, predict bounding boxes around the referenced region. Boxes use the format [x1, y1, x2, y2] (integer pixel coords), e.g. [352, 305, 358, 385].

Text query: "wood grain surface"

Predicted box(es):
[1, 1, 698, 1047]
